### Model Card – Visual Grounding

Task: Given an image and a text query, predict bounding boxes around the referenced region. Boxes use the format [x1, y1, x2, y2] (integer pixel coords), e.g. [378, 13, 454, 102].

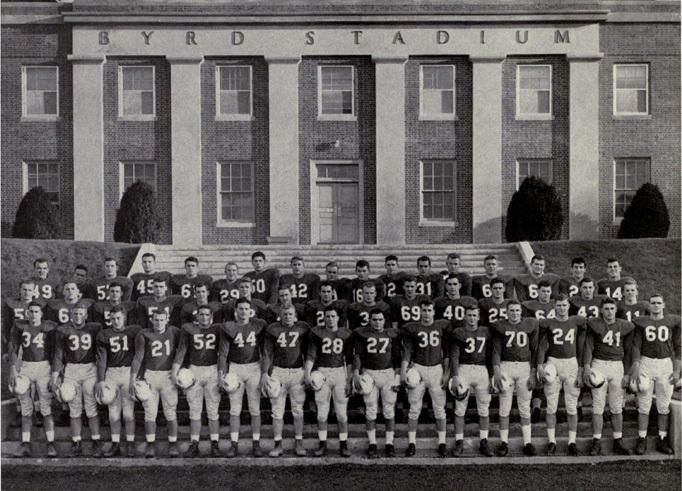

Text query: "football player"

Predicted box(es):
[8, 302, 57, 457]
[177, 282, 224, 325]
[536, 294, 587, 456]
[558, 257, 587, 297]
[434, 274, 478, 328]
[450, 305, 494, 457]
[569, 277, 604, 319]
[31, 258, 57, 300]
[266, 283, 306, 323]
[90, 281, 137, 327]
[616, 279, 649, 322]
[135, 276, 183, 330]
[348, 282, 391, 331]
[71, 264, 97, 300]
[401, 300, 449, 457]
[378, 255, 407, 301]
[630, 294, 680, 455]
[349, 260, 385, 304]
[173, 305, 222, 458]
[170, 256, 213, 300]
[243, 251, 280, 305]
[471, 255, 509, 300]
[305, 305, 353, 457]
[219, 297, 268, 457]
[46, 281, 93, 325]
[95, 306, 141, 457]
[210, 262, 241, 304]
[130, 253, 171, 302]
[522, 280, 556, 320]
[492, 301, 538, 456]
[389, 275, 429, 330]
[279, 256, 320, 304]
[439, 253, 472, 297]
[130, 310, 181, 458]
[2, 279, 43, 356]
[478, 278, 511, 325]
[52, 302, 103, 457]
[513, 255, 559, 302]
[583, 298, 634, 456]
[353, 308, 401, 458]
[93, 257, 134, 302]
[415, 256, 444, 299]
[223, 277, 270, 322]
[304, 281, 349, 328]
[597, 259, 634, 302]
[324, 261, 351, 302]
[263, 305, 310, 457]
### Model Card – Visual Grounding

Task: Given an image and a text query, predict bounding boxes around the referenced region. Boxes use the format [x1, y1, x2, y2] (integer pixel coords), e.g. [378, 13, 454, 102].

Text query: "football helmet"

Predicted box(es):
[176, 368, 196, 390]
[499, 373, 515, 392]
[13, 374, 31, 396]
[448, 377, 469, 401]
[223, 372, 241, 394]
[134, 379, 153, 402]
[59, 380, 77, 403]
[405, 368, 421, 389]
[264, 375, 282, 398]
[310, 371, 326, 392]
[588, 368, 606, 389]
[97, 382, 118, 405]
[355, 373, 374, 396]
[630, 373, 651, 394]
[542, 362, 558, 384]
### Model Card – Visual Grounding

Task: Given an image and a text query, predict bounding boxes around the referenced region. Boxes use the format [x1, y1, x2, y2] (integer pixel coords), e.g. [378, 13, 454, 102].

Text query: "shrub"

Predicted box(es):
[505, 176, 563, 242]
[113, 181, 161, 243]
[618, 183, 670, 238]
[12, 187, 62, 239]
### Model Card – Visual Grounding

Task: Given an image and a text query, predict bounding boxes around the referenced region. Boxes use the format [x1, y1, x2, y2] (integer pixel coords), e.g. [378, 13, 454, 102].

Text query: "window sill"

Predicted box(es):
[317, 114, 357, 122]
[118, 115, 158, 122]
[419, 114, 459, 121]
[419, 220, 458, 228]
[216, 222, 256, 229]
[515, 114, 554, 121]
[612, 216, 624, 225]
[21, 115, 60, 122]
[612, 114, 652, 121]
[215, 114, 255, 122]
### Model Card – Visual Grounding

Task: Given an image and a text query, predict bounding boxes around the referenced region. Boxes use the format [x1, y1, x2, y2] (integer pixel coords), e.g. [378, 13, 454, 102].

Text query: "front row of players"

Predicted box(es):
[8, 288, 680, 458]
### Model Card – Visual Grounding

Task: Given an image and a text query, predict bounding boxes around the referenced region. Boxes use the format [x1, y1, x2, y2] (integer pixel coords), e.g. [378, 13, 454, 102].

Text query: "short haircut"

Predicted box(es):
[362, 281, 376, 290]
[75, 264, 89, 273]
[506, 300, 521, 308]
[607, 258, 619, 264]
[465, 304, 480, 312]
[238, 277, 252, 285]
[484, 255, 497, 262]
[571, 257, 585, 267]
[650, 293, 664, 301]
[27, 301, 44, 310]
[419, 299, 434, 308]
[251, 251, 265, 261]
[623, 278, 638, 287]
[554, 293, 569, 303]
[235, 296, 251, 307]
[278, 282, 293, 292]
[152, 309, 168, 317]
[326, 261, 338, 270]
[385, 255, 398, 263]
[446, 253, 461, 260]
[225, 261, 238, 269]
[197, 305, 214, 314]
[417, 255, 431, 265]
[319, 281, 334, 290]
[579, 277, 594, 286]
[108, 281, 123, 290]
[194, 282, 209, 291]
[290, 256, 304, 264]
[153, 275, 168, 285]
[33, 258, 48, 267]
[369, 308, 385, 318]
[356, 259, 370, 269]
[490, 278, 505, 287]
[531, 255, 545, 264]
[323, 304, 339, 315]
[185, 256, 199, 265]
[20, 279, 36, 287]
[403, 274, 417, 283]
[538, 280, 552, 289]
[600, 297, 617, 307]
[446, 273, 460, 282]
[104, 257, 117, 264]
[141, 252, 156, 261]
[109, 305, 127, 315]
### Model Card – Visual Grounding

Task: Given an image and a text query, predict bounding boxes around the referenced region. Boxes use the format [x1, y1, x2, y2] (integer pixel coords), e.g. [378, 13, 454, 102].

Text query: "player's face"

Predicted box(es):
[110, 311, 126, 330]
[623, 284, 638, 302]
[491, 282, 505, 299]
[185, 261, 198, 277]
[236, 302, 251, 322]
[238, 281, 252, 298]
[62, 283, 80, 302]
[403, 280, 416, 298]
[109, 286, 123, 303]
[278, 288, 292, 307]
[291, 260, 304, 276]
[445, 278, 461, 296]
[356, 266, 370, 281]
[580, 282, 595, 300]
[153, 281, 168, 298]
[20, 283, 35, 302]
[320, 286, 334, 304]
[196, 309, 213, 327]
[74, 268, 87, 283]
[324, 310, 339, 329]
[152, 312, 168, 332]
[34, 262, 49, 279]
[606, 261, 621, 279]
[649, 296, 665, 315]
[446, 257, 461, 273]
[554, 299, 570, 317]
[225, 264, 239, 282]
[141, 256, 155, 274]
[362, 286, 376, 304]
[252, 256, 265, 272]
[484, 259, 497, 275]
[601, 303, 617, 323]
[571, 263, 586, 279]
[464, 309, 479, 327]
[370, 314, 385, 331]
[531, 259, 545, 276]
[195, 286, 209, 304]
[539, 286, 552, 303]
[71, 308, 87, 325]
[508, 304, 522, 323]
[26, 305, 43, 324]
[385, 260, 398, 274]
[325, 266, 338, 280]
[420, 304, 434, 324]
[417, 260, 430, 274]
[104, 260, 118, 278]
[280, 307, 296, 326]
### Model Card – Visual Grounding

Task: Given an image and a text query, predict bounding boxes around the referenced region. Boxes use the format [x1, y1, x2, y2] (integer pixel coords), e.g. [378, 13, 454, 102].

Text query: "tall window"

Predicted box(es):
[420, 65, 455, 119]
[216, 65, 252, 118]
[614, 158, 650, 219]
[22, 66, 59, 117]
[613, 64, 648, 115]
[119, 66, 155, 118]
[516, 65, 552, 117]
[217, 162, 255, 224]
[517, 159, 553, 189]
[24, 161, 60, 205]
[318, 66, 354, 117]
[421, 160, 456, 223]
[120, 162, 157, 196]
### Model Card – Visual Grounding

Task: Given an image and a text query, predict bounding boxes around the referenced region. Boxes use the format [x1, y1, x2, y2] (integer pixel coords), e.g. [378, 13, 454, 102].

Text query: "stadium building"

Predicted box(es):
[1, 0, 679, 246]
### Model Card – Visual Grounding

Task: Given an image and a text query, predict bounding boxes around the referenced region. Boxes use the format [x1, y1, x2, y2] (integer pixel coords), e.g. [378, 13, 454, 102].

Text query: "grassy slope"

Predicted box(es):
[531, 238, 681, 314]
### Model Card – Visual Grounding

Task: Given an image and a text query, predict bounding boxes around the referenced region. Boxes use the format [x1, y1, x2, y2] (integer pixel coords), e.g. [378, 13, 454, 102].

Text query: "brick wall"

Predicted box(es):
[404, 56, 473, 244]
[1, 25, 73, 238]
[501, 55, 570, 240]
[298, 56, 376, 245]
[599, 23, 681, 238]
[201, 57, 270, 245]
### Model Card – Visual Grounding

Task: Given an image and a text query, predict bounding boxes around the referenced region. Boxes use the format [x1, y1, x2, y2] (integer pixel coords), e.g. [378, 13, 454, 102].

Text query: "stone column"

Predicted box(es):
[168, 56, 203, 246]
[266, 56, 301, 244]
[374, 55, 407, 244]
[69, 55, 105, 241]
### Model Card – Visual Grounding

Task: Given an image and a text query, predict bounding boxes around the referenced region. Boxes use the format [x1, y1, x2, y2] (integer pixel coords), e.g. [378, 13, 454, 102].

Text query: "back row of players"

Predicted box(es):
[5, 252, 680, 459]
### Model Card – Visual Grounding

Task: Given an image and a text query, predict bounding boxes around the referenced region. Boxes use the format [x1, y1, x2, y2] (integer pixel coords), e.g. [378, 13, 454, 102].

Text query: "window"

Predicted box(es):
[24, 161, 60, 205]
[119, 66, 155, 118]
[217, 162, 255, 225]
[516, 65, 552, 118]
[614, 158, 650, 219]
[421, 160, 456, 224]
[420, 65, 455, 119]
[22, 66, 59, 118]
[120, 162, 157, 196]
[517, 159, 553, 189]
[216, 65, 252, 119]
[614, 64, 649, 115]
[318, 66, 354, 118]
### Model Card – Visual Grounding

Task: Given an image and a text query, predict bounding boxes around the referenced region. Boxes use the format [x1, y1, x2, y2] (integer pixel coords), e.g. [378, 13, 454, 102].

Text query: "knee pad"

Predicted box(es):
[291, 403, 304, 419]
[163, 406, 177, 422]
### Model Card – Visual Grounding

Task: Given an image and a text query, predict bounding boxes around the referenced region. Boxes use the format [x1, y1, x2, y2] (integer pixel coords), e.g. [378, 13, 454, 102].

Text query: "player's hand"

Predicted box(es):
[8, 371, 16, 392]
[493, 373, 503, 393]
[129, 381, 137, 400]
[575, 368, 584, 388]
[400, 369, 407, 386]
[621, 374, 631, 390]
[171, 371, 179, 387]
[668, 373, 678, 386]
[353, 374, 362, 391]
[304, 372, 313, 388]
[49, 378, 60, 395]
[527, 375, 536, 391]
[94, 382, 103, 401]
[583, 367, 592, 387]
[536, 365, 545, 384]
[630, 364, 640, 384]
[345, 379, 353, 397]
[391, 373, 401, 393]
[440, 372, 449, 390]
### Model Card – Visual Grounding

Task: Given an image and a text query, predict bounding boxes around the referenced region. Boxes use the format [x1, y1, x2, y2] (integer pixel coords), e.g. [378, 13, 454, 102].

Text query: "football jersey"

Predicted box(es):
[569, 295, 605, 319]
[3, 298, 46, 351]
[450, 325, 492, 366]
[223, 297, 269, 323]
[170, 274, 214, 299]
[46, 298, 94, 325]
[210, 278, 241, 304]
[471, 275, 511, 300]
[135, 295, 183, 329]
[90, 300, 137, 327]
[389, 295, 430, 329]
[92, 276, 134, 302]
[557, 276, 583, 297]
[492, 319, 538, 364]
[279, 273, 320, 304]
[597, 277, 634, 302]
[378, 272, 408, 301]
[96, 325, 141, 368]
[415, 273, 444, 299]
[307, 326, 353, 368]
[71, 282, 97, 301]
[616, 300, 650, 322]
[353, 326, 401, 370]
[513, 273, 560, 302]
[265, 321, 310, 369]
[522, 300, 556, 320]
[539, 316, 586, 361]
[303, 299, 349, 328]
[53, 322, 101, 371]
[31, 278, 57, 301]
[220, 319, 267, 365]
[478, 298, 511, 325]
[130, 271, 171, 302]
[348, 278, 386, 305]
[175, 323, 222, 367]
[434, 295, 478, 327]
[347, 301, 391, 330]
[178, 301, 224, 325]
[632, 315, 682, 361]
[586, 318, 634, 362]
[439, 271, 473, 297]
[329, 278, 352, 303]
[243, 268, 280, 305]
[134, 325, 181, 371]
[402, 320, 450, 367]
[9, 321, 56, 363]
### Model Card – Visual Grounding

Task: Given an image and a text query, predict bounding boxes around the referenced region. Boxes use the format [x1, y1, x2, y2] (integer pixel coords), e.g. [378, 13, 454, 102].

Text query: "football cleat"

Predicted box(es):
[656, 437, 673, 455]
[13, 375, 31, 396]
[91, 439, 104, 458]
[59, 381, 78, 403]
[225, 442, 238, 458]
[223, 373, 241, 394]
[589, 439, 602, 456]
[252, 441, 263, 458]
[314, 441, 327, 457]
[212, 441, 225, 458]
[630, 373, 651, 394]
[269, 442, 283, 458]
[168, 442, 180, 458]
[384, 444, 396, 458]
[438, 443, 448, 458]
[184, 441, 200, 458]
[568, 443, 580, 456]
[339, 441, 351, 458]
[310, 371, 327, 392]
[133, 380, 152, 402]
[96, 383, 118, 406]
[405, 368, 421, 389]
[635, 437, 647, 455]
[546, 442, 557, 456]
[405, 443, 416, 457]
[46, 442, 58, 458]
[17, 442, 32, 458]
[145, 443, 156, 459]
[355, 373, 375, 396]
[588, 369, 606, 389]
[295, 439, 307, 457]
[496, 441, 509, 457]
[176, 368, 196, 390]
[70, 440, 83, 458]
[451, 440, 463, 458]
[522, 443, 537, 456]
[126, 442, 137, 458]
[104, 442, 121, 458]
[542, 363, 558, 385]
[613, 438, 632, 456]
[479, 439, 493, 457]
[366, 444, 378, 459]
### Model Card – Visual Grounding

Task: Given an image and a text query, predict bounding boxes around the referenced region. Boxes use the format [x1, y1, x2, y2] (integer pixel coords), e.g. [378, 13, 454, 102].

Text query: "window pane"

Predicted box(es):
[519, 66, 550, 89]
[422, 67, 437, 89]
[636, 90, 647, 113]
[140, 92, 154, 114]
[440, 91, 454, 114]
[26, 92, 44, 114]
[616, 91, 639, 113]
[237, 91, 250, 114]
[537, 91, 550, 113]
[519, 93, 536, 114]
[27, 68, 57, 91]
[123, 92, 141, 114]
[616, 66, 646, 89]
[322, 92, 343, 113]
[436, 66, 453, 89]
[322, 67, 352, 90]
[341, 91, 353, 114]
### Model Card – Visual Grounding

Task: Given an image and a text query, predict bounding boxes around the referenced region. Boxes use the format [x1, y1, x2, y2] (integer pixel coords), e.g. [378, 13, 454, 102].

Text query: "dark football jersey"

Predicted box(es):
[31, 278, 57, 301]
[53, 322, 101, 371]
[96, 325, 141, 368]
[265, 321, 310, 369]
[478, 298, 511, 325]
[307, 326, 353, 368]
[46, 298, 94, 325]
[353, 326, 401, 370]
[389, 295, 430, 329]
[3, 298, 46, 352]
[279, 273, 320, 304]
[569, 295, 605, 319]
[557, 276, 582, 297]
[349, 278, 386, 305]
[513, 273, 560, 302]
[451, 325, 492, 366]
[243, 268, 280, 305]
[439, 271, 473, 297]
[522, 300, 556, 320]
[597, 277, 634, 302]
[434, 295, 478, 327]
[71, 282, 97, 301]
[632, 315, 681, 361]
[586, 318, 634, 362]
[135, 295, 183, 329]
[303, 299, 349, 328]
[492, 319, 538, 364]
[210, 278, 240, 304]
[402, 319, 450, 367]
[9, 321, 56, 363]
[170, 274, 214, 300]
[415, 273, 444, 299]
[178, 301, 224, 325]
[347, 301, 391, 330]
[616, 300, 650, 322]
[175, 323, 222, 367]
[223, 297, 269, 323]
[90, 300, 137, 327]
[539, 316, 586, 361]
[130, 271, 171, 302]
[219, 319, 267, 366]
[378, 272, 408, 301]
[329, 278, 352, 303]
[471, 275, 511, 300]
[134, 325, 181, 371]
[93, 276, 134, 302]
